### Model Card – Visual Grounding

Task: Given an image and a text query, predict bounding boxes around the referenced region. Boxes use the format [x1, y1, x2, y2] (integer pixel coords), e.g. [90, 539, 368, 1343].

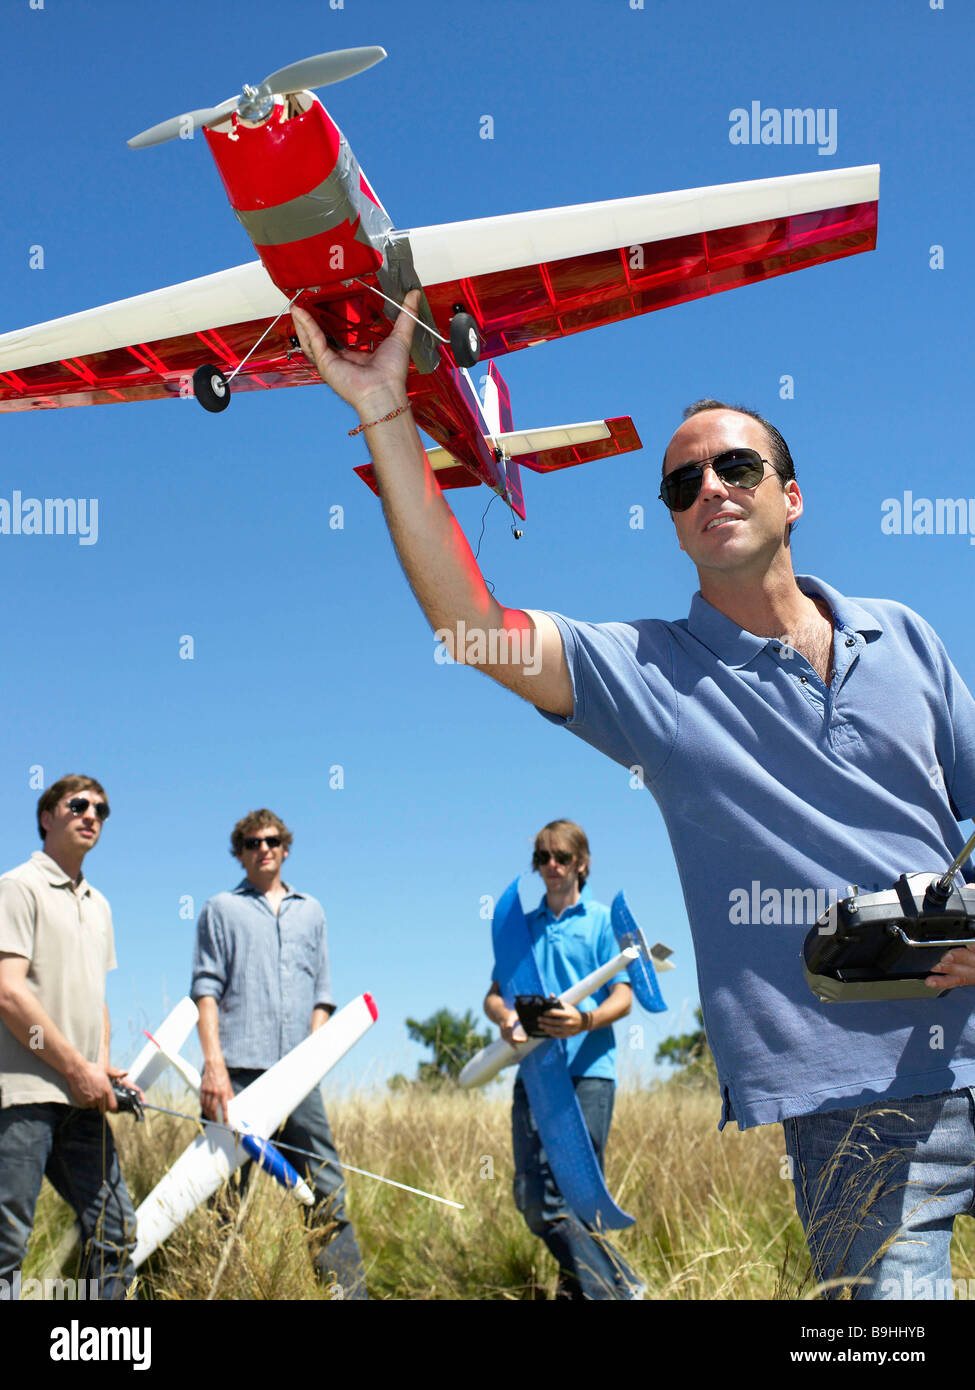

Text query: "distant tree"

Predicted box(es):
[389, 1007, 493, 1089]
[655, 1008, 715, 1084]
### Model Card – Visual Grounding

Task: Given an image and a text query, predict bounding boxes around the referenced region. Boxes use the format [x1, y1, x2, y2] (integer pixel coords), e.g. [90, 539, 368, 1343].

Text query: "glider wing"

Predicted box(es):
[131, 992, 377, 1267]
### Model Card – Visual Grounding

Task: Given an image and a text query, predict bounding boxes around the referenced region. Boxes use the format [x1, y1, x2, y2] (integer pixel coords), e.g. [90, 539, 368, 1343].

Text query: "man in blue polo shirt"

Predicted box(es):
[293, 301, 975, 1299]
[191, 807, 367, 1299]
[484, 819, 637, 1299]
[535, 402, 975, 1300]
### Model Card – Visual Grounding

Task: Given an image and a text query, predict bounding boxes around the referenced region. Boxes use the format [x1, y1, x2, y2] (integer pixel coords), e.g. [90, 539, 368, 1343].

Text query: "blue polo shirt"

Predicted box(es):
[491, 891, 629, 1080]
[540, 575, 975, 1128]
[190, 879, 333, 1070]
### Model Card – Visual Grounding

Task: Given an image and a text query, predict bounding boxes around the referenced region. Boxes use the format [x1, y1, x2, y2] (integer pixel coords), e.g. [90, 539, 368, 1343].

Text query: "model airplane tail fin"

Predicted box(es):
[143, 1029, 203, 1095]
[610, 892, 671, 1015]
[478, 360, 513, 441]
[126, 997, 199, 1094]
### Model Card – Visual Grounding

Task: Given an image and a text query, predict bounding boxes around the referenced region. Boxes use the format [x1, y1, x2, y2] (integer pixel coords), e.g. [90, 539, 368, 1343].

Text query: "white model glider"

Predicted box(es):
[28, 991, 377, 1291]
[131, 992, 377, 1266]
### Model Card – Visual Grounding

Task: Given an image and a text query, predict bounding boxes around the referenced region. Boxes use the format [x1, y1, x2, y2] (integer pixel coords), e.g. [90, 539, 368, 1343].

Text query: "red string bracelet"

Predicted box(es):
[348, 403, 411, 436]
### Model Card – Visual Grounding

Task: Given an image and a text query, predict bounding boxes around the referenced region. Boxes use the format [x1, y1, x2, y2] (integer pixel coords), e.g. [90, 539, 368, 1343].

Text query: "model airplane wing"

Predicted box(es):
[412, 164, 878, 360]
[131, 992, 377, 1267]
[0, 166, 878, 414]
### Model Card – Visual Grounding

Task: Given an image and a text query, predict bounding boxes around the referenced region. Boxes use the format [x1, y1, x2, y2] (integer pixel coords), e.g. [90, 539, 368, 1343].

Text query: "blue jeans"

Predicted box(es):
[512, 1076, 641, 1300]
[783, 1088, 975, 1299]
[0, 1102, 136, 1299]
[229, 1070, 367, 1299]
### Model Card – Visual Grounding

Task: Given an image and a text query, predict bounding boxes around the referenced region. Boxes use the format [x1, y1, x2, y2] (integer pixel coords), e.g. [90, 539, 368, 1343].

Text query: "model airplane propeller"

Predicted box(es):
[0, 48, 880, 522]
[127, 45, 387, 148]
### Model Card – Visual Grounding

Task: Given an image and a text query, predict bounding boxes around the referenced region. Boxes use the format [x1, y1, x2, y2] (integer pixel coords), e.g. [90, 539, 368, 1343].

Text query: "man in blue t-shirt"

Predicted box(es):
[484, 819, 637, 1299]
[294, 301, 975, 1299]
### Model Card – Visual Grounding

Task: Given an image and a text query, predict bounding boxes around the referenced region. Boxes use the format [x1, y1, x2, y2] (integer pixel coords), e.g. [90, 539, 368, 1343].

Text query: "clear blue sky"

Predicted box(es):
[0, 0, 971, 1097]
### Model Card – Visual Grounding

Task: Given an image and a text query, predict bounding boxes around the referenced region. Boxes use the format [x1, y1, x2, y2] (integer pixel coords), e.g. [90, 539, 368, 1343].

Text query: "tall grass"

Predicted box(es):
[24, 1077, 975, 1299]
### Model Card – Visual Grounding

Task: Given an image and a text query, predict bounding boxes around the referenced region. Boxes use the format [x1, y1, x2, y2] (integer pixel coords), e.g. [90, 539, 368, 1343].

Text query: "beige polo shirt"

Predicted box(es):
[0, 851, 116, 1107]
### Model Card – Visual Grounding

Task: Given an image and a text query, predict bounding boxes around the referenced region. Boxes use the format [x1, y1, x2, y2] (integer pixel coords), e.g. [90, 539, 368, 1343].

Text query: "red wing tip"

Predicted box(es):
[143, 1030, 159, 1046]
[363, 992, 378, 1021]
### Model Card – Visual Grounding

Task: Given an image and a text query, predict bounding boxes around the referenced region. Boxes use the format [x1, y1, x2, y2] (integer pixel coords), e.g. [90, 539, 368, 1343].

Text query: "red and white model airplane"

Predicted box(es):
[0, 47, 879, 520]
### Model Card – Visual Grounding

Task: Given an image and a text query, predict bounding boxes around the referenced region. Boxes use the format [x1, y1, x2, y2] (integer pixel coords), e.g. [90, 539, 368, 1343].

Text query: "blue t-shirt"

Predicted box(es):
[491, 891, 629, 1080]
[540, 574, 975, 1128]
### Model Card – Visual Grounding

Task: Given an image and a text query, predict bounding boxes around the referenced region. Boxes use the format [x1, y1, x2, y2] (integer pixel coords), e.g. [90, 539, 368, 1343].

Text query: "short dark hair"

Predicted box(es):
[37, 774, 107, 842]
[662, 399, 796, 483]
[663, 399, 798, 537]
[230, 809, 294, 858]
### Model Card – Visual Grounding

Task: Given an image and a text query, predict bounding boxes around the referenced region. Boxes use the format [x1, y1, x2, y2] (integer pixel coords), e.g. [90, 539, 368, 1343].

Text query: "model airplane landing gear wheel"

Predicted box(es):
[449, 311, 480, 368]
[193, 364, 231, 413]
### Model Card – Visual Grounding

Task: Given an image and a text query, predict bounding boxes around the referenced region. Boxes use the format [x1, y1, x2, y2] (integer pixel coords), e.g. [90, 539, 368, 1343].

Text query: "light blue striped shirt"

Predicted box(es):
[191, 878, 333, 1069]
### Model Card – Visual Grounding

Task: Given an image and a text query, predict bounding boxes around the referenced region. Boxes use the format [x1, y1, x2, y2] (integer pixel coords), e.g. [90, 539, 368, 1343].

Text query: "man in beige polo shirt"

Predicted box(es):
[0, 774, 137, 1299]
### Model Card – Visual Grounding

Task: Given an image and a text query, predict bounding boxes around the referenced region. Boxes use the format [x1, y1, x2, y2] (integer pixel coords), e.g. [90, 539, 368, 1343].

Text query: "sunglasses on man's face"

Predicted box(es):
[533, 849, 574, 868]
[66, 796, 110, 821]
[659, 448, 769, 513]
[243, 835, 282, 851]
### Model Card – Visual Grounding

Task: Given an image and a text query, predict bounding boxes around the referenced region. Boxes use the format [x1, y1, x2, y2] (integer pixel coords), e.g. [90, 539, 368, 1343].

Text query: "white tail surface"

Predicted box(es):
[125, 997, 199, 1094]
[479, 370, 502, 440]
[424, 420, 614, 473]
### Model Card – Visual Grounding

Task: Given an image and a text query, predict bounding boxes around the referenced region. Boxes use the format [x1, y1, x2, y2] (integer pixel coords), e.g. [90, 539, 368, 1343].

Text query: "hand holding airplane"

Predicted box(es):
[127, 993, 379, 1266]
[461, 893, 674, 1089]
[292, 292, 419, 421]
[198, 1058, 236, 1126]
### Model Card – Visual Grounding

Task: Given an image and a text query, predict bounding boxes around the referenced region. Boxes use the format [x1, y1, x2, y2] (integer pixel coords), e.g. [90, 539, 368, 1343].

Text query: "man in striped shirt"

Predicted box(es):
[191, 807, 367, 1299]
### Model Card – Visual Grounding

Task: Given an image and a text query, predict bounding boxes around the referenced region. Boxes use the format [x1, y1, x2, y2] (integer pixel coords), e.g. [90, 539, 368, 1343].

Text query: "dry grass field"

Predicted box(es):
[24, 1076, 975, 1300]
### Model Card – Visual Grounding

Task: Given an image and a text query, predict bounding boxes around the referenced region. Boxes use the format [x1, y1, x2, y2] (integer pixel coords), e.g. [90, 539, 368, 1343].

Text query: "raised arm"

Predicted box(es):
[292, 297, 573, 717]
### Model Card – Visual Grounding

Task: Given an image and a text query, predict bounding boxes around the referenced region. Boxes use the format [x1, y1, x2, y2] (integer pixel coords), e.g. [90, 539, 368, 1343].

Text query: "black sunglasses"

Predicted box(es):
[659, 448, 769, 513]
[533, 849, 574, 867]
[66, 796, 110, 821]
[243, 835, 282, 851]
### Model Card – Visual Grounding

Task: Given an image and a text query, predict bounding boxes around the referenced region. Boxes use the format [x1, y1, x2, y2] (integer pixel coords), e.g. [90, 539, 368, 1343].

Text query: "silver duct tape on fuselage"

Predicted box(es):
[234, 129, 439, 374]
[233, 128, 388, 249]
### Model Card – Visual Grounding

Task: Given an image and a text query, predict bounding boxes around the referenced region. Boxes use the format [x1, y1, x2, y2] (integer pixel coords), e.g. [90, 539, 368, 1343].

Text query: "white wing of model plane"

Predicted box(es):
[26, 993, 378, 1288]
[131, 991, 377, 1267]
[0, 166, 879, 409]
